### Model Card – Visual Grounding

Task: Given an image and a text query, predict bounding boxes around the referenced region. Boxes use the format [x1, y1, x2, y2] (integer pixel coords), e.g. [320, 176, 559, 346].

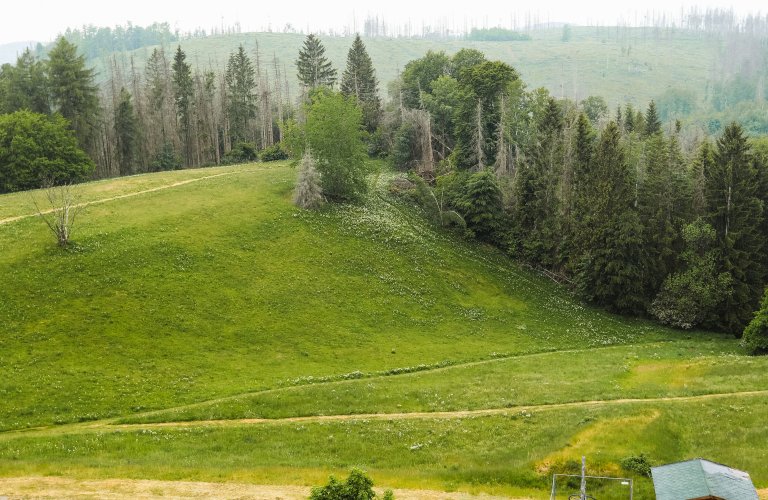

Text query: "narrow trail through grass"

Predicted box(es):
[2, 388, 766, 443]
[105, 389, 768, 427]
[111, 340, 678, 423]
[0, 168, 262, 226]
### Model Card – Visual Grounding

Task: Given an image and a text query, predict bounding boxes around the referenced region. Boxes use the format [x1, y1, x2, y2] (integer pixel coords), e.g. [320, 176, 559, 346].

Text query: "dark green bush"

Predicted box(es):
[620, 454, 653, 477]
[222, 142, 258, 165]
[150, 142, 181, 172]
[310, 468, 393, 500]
[260, 142, 288, 162]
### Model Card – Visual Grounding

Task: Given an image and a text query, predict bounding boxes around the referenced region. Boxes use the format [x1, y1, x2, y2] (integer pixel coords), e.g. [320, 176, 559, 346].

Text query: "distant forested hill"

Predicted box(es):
[87, 26, 749, 111]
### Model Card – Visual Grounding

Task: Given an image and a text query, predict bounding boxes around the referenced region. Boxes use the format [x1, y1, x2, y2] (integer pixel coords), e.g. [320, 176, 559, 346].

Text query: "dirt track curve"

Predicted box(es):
[0, 170, 243, 226]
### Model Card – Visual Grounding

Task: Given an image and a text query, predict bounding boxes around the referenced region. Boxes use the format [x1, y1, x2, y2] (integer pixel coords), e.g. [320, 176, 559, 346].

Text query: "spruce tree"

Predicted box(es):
[296, 34, 337, 89]
[225, 45, 256, 144]
[644, 100, 661, 136]
[570, 112, 597, 270]
[690, 141, 713, 218]
[340, 34, 381, 132]
[639, 133, 690, 294]
[172, 46, 194, 165]
[705, 123, 765, 334]
[0, 49, 50, 114]
[576, 122, 646, 314]
[456, 169, 504, 243]
[623, 104, 635, 133]
[47, 37, 99, 150]
[114, 88, 139, 175]
[513, 96, 563, 267]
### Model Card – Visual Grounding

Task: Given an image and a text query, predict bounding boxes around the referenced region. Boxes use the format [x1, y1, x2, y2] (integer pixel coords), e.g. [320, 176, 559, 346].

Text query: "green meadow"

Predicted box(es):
[1, 162, 765, 497]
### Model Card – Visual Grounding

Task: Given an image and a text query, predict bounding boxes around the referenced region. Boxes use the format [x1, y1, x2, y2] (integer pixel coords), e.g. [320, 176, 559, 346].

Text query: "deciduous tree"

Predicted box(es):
[304, 90, 367, 201]
[0, 111, 94, 193]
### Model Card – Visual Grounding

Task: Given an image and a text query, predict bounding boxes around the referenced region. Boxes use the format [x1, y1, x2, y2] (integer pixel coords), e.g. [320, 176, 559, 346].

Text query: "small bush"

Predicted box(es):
[310, 468, 392, 500]
[742, 288, 768, 355]
[223, 142, 258, 164]
[260, 143, 289, 162]
[150, 142, 182, 171]
[620, 454, 653, 477]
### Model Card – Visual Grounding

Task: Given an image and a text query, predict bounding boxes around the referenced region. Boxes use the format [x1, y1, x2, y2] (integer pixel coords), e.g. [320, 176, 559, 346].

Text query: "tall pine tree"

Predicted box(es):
[705, 123, 765, 334]
[296, 34, 337, 89]
[644, 100, 661, 136]
[225, 45, 256, 145]
[0, 49, 50, 114]
[576, 122, 646, 314]
[513, 96, 563, 267]
[340, 34, 380, 133]
[114, 87, 139, 175]
[47, 37, 99, 151]
[172, 46, 194, 165]
[639, 132, 690, 294]
[570, 112, 597, 271]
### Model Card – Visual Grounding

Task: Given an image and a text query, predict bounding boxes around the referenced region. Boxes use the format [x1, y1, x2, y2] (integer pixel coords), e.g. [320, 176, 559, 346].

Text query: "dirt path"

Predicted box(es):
[121, 341, 677, 424]
[0, 477, 519, 499]
[2, 388, 766, 444]
[102, 389, 768, 430]
[0, 170, 252, 226]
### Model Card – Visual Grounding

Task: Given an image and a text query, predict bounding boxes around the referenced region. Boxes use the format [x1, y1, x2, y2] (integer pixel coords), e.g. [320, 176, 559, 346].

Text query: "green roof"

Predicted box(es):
[651, 459, 759, 500]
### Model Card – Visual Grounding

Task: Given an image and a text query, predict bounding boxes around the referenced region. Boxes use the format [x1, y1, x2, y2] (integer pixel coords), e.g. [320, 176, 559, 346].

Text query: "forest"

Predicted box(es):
[0, 20, 767, 350]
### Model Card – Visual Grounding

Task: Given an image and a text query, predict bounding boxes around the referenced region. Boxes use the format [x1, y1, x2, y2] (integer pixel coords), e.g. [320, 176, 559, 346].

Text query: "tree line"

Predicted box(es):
[0, 32, 386, 190]
[379, 48, 767, 349]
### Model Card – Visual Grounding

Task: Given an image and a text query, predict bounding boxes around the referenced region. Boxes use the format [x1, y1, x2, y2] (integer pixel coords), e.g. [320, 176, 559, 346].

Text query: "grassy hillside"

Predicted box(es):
[1, 162, 766, 498]
[102, 26, 721, 109]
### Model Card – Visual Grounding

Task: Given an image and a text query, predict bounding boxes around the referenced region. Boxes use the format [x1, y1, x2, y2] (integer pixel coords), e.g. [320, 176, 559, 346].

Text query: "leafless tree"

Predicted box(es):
[293, 150, 323, 209]
[32, 183, 83, 247]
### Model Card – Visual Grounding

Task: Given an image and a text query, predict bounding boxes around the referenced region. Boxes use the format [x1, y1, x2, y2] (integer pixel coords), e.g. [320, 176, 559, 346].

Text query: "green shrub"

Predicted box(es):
[742, 288, 768, 355]
[620, 454, 653, 477]
[260, 143, 288, 162]
[150, 142, 182, 172]
[223, 142, 258, 165]
[310, 468, 393, 500]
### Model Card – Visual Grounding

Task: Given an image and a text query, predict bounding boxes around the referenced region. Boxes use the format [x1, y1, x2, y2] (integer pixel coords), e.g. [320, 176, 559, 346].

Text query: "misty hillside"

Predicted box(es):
[90, 26, 752, 112]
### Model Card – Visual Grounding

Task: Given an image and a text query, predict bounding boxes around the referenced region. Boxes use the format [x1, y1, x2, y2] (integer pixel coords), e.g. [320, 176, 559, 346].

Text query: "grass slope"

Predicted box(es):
[0, 162, 764, 498]
[102, 26, 720, 109]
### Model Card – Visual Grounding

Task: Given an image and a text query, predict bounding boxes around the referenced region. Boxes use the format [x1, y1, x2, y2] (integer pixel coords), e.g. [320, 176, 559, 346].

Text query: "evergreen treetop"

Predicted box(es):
[225, 45, 257, 143]
[296, 34, 337, 89]
[341, 34, 380, 132]
[645, 100, 661, 136]
[47, 37, 99, 149]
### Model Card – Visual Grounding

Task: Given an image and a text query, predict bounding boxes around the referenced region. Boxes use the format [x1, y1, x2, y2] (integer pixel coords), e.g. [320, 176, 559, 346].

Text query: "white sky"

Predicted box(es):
[1, 0, 766, 45]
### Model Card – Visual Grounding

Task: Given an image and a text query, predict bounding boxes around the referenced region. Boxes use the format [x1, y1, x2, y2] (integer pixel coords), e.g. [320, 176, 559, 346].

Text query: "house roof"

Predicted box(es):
[651, 458, 759, 500]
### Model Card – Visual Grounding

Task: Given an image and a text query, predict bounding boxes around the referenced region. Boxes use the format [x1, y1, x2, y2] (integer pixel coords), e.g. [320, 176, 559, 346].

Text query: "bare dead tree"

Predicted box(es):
[475, 99, 485, 172]
[32, 183, 83, 247]
[293, 150, 323, 209]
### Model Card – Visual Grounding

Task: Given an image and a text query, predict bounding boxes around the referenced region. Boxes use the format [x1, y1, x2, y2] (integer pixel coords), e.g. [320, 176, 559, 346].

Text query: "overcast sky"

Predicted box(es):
[1, 0, 765, 45]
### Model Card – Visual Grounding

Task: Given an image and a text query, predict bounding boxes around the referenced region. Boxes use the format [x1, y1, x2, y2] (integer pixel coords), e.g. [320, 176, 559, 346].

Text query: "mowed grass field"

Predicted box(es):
[1, 162, 767, 498]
